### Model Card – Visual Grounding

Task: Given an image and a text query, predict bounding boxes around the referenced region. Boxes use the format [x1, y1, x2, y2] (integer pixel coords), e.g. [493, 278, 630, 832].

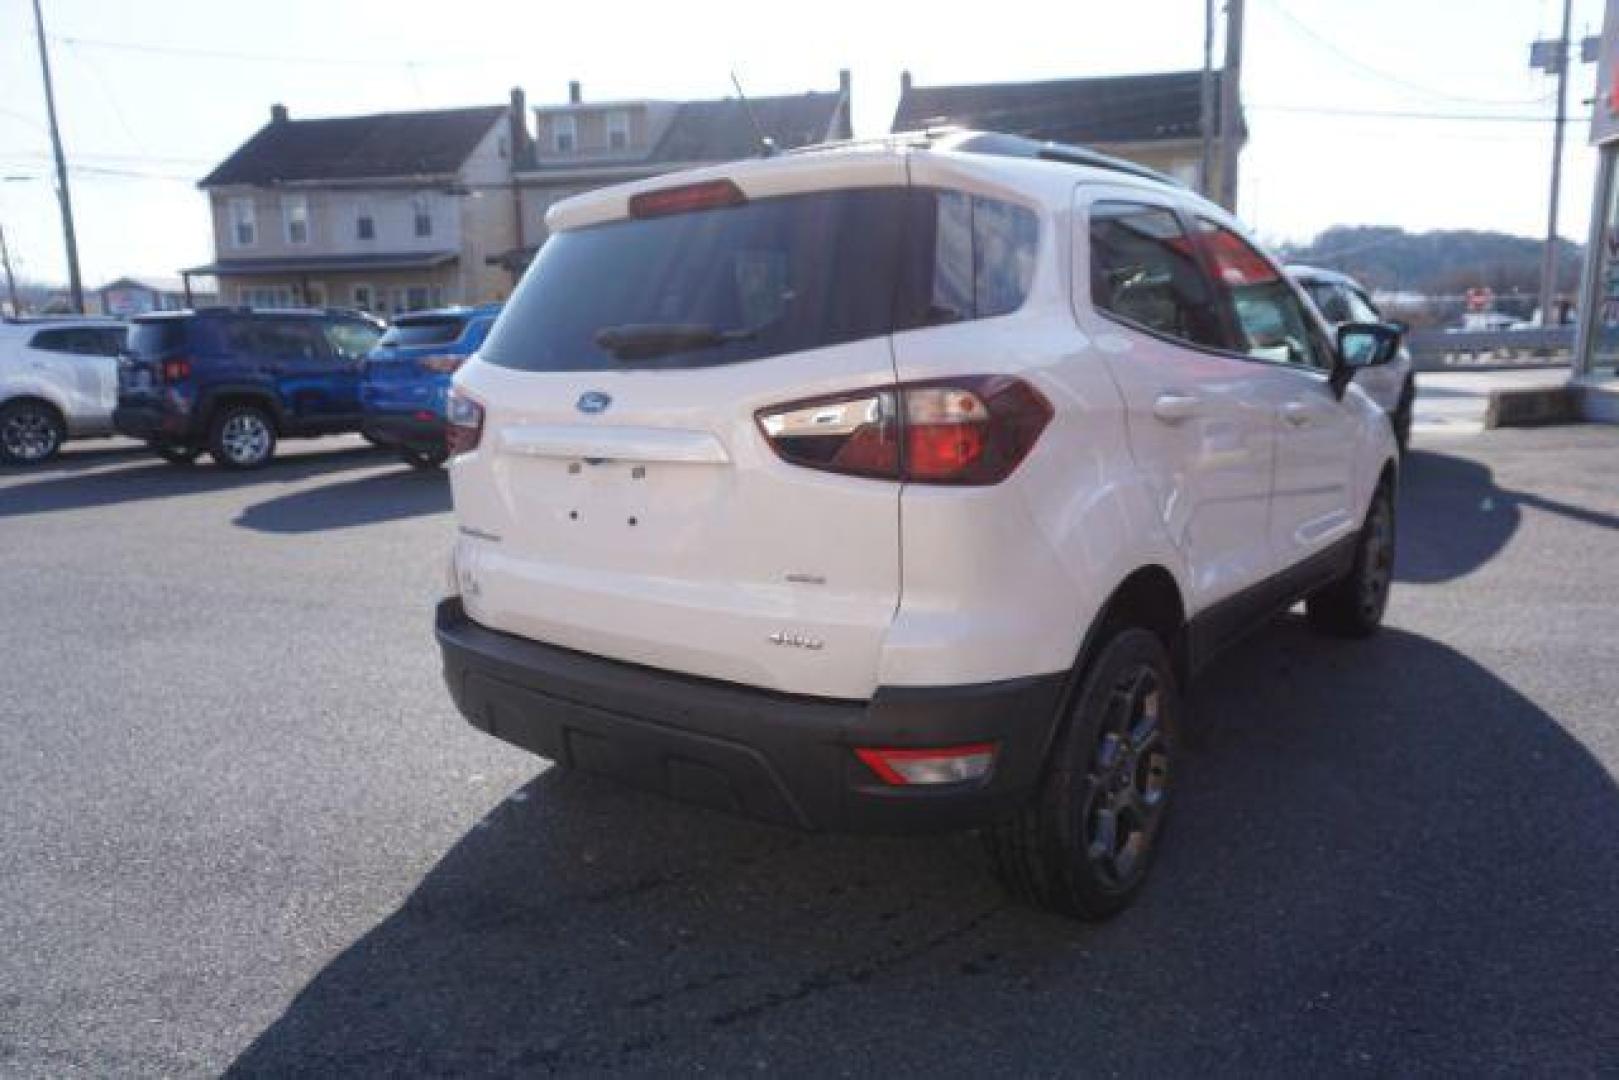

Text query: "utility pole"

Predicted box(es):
[1199, 0, 1216, 197]
[0, 223, 20, 316]
[1536, 0, 1574, 327]
[1217, 0, 1245, 211]
[31, 0, 84, 313]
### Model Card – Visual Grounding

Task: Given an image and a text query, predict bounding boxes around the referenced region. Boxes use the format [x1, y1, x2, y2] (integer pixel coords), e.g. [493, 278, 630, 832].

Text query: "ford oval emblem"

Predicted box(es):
[576, 391, 612, 415]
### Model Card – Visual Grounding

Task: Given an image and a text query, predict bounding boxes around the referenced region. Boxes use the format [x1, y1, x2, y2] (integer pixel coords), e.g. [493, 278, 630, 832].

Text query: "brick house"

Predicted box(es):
[188, 96, 531, 315]
[890, 70, 1245, 191]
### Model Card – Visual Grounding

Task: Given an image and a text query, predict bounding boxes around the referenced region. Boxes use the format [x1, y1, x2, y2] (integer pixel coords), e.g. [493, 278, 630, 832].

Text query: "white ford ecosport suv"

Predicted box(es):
[436, 131, 1402, 919]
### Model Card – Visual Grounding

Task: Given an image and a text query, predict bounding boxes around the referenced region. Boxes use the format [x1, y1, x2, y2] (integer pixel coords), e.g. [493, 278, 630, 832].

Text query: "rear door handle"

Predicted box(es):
[1281, 401, 1312, 427]
[1152, 392, 1203, 424]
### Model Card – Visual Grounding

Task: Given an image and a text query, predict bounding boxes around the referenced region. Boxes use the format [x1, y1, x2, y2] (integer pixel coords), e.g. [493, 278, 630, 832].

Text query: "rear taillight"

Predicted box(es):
[158, 358, 191, 383]
[446, 389, 484, 456]
[756, 376, 1051, 486]
[419, 355, 465, 374]
[855, 743, 998, 786]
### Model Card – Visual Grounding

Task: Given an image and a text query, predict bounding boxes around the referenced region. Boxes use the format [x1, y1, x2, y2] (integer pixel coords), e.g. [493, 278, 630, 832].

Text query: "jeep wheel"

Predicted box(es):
[153, 444, 201, 465]
[1307, 482, 1395, 638]
[398, 446, 448, 470]
[0, 400, 66, 466]
[984, 627, 1179, 920]
[209, 405, 277, 470]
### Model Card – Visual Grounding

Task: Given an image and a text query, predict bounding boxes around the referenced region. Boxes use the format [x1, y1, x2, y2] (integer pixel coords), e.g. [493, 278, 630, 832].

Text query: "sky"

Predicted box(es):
[0, 0, 1603, 287]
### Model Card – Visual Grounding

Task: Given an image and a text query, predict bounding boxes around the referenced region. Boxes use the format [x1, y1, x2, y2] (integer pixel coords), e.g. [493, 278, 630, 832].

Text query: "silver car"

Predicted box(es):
[1289, 265, 1415, 449]
[0, 316, 126, 465]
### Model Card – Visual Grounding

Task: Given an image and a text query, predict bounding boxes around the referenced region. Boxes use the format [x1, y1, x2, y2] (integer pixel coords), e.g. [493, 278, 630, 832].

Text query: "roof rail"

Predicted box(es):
[941, 131, 1186, 188]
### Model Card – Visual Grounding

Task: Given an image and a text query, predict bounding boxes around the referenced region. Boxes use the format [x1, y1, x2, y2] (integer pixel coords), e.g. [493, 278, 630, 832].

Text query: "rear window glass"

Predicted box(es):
[1088, 201, 1226, 349]
[128, 320, 188, 356]
[378, 316, 468, 348]
[479, 187, 1041, 373]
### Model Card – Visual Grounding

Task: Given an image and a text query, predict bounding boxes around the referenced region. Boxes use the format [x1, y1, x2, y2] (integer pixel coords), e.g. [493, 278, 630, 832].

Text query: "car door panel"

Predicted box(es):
[1076, 187, 1277, 614]
[1192, 217, 1359, 570]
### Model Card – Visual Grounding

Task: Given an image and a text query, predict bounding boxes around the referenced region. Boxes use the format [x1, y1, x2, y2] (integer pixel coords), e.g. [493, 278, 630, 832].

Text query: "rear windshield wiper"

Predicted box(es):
[593, 323, 754, 361]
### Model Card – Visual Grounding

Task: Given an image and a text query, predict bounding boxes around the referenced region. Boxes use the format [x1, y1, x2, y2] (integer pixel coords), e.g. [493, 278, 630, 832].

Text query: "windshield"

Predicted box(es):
[377, 316, 470, 348]
[483, 188, 916, 372]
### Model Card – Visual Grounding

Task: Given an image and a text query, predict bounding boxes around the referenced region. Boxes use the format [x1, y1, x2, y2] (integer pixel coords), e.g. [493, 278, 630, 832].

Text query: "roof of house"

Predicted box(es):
[200, 106, 507, 186]
[184, 252, 459, 276]
[97, 275, 194, 294]
[890, 70, 1241, 145]
[651, 91, 847, 162]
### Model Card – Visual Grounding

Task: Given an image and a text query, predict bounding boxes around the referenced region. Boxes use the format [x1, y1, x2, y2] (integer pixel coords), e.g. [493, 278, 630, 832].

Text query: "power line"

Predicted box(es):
[1260, 0, 1558, 107]
[1250, 103, 1560, 123]
[53, 33, 488, 69]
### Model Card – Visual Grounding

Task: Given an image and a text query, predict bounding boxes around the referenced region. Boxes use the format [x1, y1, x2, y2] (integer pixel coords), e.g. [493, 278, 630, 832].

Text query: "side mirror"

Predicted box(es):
[1330, 321, 1403, 397]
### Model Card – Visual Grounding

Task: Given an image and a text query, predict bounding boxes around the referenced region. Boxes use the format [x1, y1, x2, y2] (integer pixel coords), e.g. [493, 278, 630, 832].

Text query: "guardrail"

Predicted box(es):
[1405, 327, 1574, 373]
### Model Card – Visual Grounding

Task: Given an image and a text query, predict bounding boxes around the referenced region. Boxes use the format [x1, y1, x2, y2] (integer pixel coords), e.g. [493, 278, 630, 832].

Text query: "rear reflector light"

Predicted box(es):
[419, 354, 465, 374]
[855, 744, 998, 786]
[158, 358, 191, 382]
[629, 178, 745, 218]
[756, 376, 1051, 485]
[446, 389, 484, 455]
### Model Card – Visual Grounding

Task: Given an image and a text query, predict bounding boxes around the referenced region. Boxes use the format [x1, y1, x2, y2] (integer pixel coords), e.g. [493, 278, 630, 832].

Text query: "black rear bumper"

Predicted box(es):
[435, 598, 1065, 833]
[113, 403, 188, 442]
[362, 414, 444, 452]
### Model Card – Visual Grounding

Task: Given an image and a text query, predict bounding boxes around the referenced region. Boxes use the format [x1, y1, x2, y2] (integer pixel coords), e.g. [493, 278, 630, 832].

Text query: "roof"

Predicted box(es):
[1286, 264, 1363, 288]
[184, 252, 460, 276]
[891, 70, 1242, 145]
[200, 106, 507, 186]
[652, 91, 847, 162]
[97, 275, 198, 294]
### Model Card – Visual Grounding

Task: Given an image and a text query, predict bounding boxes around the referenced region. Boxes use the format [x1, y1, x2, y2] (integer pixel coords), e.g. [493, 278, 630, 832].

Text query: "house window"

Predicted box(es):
[353, 284, 374, 311]
[606, 110, 629, 150]
[356, 205, 375, 241]
[553, 114, 576, 154]
[237, 285, 294, 308]
[283, 195, 310, 246]
[229, 197, 256, 248]
[412, 196, 433, 238]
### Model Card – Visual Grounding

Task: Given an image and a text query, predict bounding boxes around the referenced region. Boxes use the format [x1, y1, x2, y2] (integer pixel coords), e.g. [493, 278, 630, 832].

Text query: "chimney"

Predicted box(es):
[900, 71, 912, 95]
[568, 80, 582, 104]
[839, 68, 851, 97]
[270, 103, 289, 124]
[508, 86, 532, 166]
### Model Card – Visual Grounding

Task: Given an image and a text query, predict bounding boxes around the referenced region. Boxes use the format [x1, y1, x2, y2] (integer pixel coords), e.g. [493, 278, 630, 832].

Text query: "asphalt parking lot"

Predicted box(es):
[3, 423, 1618, 1076]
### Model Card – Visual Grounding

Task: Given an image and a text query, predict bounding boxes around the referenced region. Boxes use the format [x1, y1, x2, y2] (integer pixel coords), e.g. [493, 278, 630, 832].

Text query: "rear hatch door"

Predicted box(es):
[453, 163, 912, 698]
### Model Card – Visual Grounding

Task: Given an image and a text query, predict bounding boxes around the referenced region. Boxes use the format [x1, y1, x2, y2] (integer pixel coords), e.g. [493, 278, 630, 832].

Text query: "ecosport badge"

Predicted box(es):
[576, 391, 612, 414]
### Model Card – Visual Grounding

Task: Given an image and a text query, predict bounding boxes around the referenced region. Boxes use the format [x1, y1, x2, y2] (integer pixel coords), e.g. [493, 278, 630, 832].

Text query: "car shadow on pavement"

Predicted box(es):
[0, 442, 148, 476]
[225, 618, 1618, 1075]
[234, 467, 449, 533]
[1398, 447, 1619, 584]
[0, 444, 390, 519]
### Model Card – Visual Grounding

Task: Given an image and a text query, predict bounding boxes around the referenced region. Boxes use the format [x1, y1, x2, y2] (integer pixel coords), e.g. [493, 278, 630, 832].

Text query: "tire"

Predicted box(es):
[0, 399, 66, 466]
[208, 404, 277, 470]
[983, 627, 1180, 920]
[398, 446, 448, 470]
[1306, 482, 1396, 638]
[153, 444, 201, 465]
[1391, 378, 1414, 452]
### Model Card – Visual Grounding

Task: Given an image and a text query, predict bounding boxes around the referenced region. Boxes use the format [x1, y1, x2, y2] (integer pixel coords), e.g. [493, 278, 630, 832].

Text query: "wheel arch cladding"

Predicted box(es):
[208, 391, 282, 433]
[1, 394, 67, 427]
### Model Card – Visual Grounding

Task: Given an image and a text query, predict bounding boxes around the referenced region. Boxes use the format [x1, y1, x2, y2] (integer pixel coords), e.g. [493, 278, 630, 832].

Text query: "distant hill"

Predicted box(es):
[1279, 227, 1584, 318]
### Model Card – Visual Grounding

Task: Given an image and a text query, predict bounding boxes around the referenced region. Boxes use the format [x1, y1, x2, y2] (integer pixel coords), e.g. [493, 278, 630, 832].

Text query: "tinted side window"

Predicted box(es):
[227, 318, 322, 361]
[325, 320, 381, 361]
[912, 190, 1040, 325]
[1196, 220, 1330, 370]
[1088, 201, 1226, 349]
[29, 328, 77, 354]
